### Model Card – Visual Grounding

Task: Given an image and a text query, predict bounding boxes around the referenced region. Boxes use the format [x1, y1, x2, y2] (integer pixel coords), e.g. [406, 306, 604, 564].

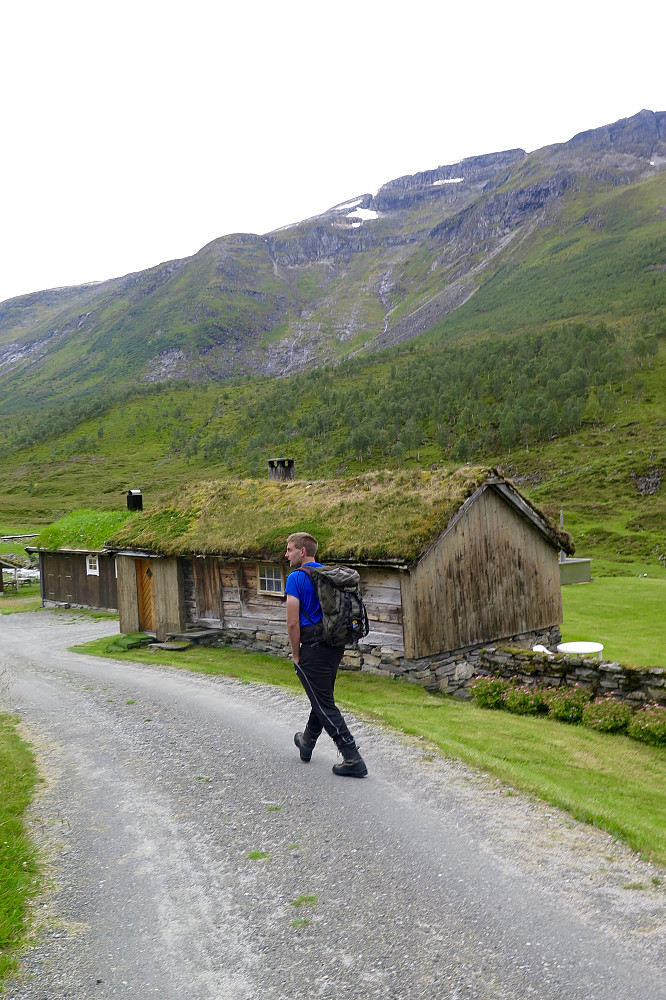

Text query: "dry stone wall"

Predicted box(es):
[351, 626, 562, 695]
[477, 647, 666, 707]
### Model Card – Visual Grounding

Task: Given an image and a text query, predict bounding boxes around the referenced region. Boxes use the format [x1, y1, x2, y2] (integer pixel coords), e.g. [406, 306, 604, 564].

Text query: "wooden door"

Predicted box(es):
[64, 555, 74, 601]
[136, 559, 156, 632]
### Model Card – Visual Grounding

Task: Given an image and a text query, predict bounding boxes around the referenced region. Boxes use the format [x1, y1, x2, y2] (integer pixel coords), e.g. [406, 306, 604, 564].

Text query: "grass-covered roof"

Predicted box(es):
[37, 509, 136, 552]
[107, 467, 568, 564]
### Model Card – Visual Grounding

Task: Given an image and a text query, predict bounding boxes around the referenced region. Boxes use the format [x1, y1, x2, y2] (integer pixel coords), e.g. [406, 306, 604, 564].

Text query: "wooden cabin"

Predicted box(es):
[31, 547, 119, 611]
[108, 468, 573, 690]
[27, 509, 137, 613]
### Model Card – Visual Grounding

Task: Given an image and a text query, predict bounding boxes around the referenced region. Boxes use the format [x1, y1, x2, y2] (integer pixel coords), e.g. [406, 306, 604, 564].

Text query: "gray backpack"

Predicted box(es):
[300, 565, 370, 646]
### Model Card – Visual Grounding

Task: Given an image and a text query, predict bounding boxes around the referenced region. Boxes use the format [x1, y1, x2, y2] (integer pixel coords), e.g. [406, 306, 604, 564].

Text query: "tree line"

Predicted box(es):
[198, 323, 633, 473]
[1, 322, 654, 476]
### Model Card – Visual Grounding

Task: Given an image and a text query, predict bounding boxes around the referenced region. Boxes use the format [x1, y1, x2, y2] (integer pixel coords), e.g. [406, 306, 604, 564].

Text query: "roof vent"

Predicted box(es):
[127, 489, 143, 511]
[267, 458, 295, 481]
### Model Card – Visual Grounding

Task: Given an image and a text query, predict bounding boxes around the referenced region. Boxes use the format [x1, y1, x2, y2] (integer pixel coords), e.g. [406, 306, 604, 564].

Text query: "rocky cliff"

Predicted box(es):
[1, 110, 665, 409]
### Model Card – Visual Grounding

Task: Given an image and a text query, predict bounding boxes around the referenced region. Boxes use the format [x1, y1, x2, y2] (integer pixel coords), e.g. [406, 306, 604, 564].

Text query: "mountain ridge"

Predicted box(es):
[1, 110, 665, 411]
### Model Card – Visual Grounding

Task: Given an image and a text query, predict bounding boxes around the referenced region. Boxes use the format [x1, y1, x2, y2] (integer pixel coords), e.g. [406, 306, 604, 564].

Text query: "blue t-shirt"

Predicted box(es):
[285, 561, 323, 627]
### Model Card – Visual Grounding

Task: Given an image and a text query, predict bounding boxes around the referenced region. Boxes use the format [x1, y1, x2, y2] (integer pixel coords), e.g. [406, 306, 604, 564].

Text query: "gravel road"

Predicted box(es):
[1, 610, 664, 1000]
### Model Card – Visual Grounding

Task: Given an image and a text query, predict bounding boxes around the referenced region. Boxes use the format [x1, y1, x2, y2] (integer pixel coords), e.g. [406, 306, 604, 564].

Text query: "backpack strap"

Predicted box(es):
[296, 565, 315, 625]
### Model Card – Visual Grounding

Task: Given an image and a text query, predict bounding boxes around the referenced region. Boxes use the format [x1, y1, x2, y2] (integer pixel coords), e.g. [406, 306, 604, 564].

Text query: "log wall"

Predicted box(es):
[187, 557, 288, 633]
[357, 567, 404, 647]
[184, 558, 406, 649]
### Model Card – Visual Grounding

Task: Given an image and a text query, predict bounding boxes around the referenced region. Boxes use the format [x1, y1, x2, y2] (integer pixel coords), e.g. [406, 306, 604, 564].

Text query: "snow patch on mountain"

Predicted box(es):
[347, 207, 379, 221]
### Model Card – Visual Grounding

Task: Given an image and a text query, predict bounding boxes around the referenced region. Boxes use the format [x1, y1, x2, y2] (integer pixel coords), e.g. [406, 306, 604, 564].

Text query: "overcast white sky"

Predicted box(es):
[1, 1, 664, 305]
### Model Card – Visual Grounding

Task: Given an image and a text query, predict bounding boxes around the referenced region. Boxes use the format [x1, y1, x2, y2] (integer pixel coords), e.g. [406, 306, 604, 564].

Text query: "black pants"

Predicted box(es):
[294, 636, 353, 747]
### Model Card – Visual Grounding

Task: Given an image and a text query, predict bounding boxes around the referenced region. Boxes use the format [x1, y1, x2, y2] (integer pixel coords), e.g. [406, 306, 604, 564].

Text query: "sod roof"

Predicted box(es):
[107, 467, 572, 564]
[36, 509, 136, 552]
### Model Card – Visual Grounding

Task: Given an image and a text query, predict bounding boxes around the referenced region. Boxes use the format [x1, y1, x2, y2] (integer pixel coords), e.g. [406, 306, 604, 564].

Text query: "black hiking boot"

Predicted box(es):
[294, 728, 318, 762]
[332, 741, 368, 778]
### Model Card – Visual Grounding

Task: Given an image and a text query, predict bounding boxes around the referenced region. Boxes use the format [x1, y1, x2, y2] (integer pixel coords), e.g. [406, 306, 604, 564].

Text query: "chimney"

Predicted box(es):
[127, 489, 143, 511]
[267, 458, 295, 481]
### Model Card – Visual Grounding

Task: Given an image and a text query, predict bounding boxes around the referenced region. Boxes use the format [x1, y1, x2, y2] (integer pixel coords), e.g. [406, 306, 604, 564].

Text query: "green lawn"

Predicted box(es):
[72, 636, 666, 867]
[0, 584, 42, 616]
[561, 575, 666, 667]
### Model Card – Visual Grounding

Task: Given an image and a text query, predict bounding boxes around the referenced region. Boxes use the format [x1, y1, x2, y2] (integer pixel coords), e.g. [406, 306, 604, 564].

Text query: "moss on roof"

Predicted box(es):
[37, 509, 136, 552]
[107, 466, 563, 564]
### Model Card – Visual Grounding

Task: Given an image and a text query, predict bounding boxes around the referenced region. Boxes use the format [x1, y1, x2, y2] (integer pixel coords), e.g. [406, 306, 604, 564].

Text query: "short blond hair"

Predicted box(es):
[287, 532, 318, 556]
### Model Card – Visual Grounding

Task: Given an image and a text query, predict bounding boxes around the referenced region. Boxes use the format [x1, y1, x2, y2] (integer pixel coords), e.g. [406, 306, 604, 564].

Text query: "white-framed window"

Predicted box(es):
[257, 565, 283, 595]
[86, 554, 99, 577]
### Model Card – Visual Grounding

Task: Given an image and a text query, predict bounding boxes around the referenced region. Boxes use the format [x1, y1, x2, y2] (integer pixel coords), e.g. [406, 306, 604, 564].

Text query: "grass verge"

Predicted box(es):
[0, 713, 40, 987]
[72, 638, 666, 866]
[561, 575, 666, 667]
[0, 585, 42, 616]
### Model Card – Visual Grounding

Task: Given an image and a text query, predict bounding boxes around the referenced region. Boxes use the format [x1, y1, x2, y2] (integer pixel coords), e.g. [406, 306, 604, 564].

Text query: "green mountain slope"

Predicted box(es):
[1, 110, 665, 573]
[423, 171, 666, 342]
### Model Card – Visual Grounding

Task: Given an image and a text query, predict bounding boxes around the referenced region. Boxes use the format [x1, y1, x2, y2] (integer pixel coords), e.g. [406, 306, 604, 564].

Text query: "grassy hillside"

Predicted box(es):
[0, 326, 663, 576]
[0, 238, 301, 410]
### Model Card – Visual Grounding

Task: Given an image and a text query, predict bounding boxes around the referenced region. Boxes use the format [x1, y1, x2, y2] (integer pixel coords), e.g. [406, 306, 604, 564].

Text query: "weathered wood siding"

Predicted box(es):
[357, 567, 405, 649]
[116, 555, 185, 638]
[153, 557, 186, 641]
[192, 556, 225, 622]
[42, 552, 118, 610]
[117, 554, 140, 634]
[401, 487, 562, 659]
[182, 558, 197, 623]
[239, 563, 287, 628]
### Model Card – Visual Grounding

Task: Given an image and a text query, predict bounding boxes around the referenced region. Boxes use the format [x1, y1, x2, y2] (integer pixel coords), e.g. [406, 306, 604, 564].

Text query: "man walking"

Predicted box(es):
[284, 531, 367, 778]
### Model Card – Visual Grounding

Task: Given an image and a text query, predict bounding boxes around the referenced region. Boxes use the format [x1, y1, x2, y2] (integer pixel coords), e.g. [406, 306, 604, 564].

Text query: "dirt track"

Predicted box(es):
[2, 610, 665, 999]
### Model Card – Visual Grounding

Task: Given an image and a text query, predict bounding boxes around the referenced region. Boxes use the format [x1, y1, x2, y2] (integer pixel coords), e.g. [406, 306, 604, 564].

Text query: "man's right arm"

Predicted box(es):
[286, 594, 301, 664]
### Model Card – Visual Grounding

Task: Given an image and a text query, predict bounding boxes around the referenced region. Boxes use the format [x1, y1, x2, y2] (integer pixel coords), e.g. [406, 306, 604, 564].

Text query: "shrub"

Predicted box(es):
[504, 684, 549, 715]
[545, 684, 592, 723]
[627, 704, 666, 747]
[582, 696, 633, 733]
[468, 675, 511, 709]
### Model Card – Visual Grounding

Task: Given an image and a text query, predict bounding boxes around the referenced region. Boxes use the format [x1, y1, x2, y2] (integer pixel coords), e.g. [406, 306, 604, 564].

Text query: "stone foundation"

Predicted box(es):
[474, 646, 666, 707]
[43, 599, 118, 613]
[205, 626, 293, 659]
[201, 622, 563, 697]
